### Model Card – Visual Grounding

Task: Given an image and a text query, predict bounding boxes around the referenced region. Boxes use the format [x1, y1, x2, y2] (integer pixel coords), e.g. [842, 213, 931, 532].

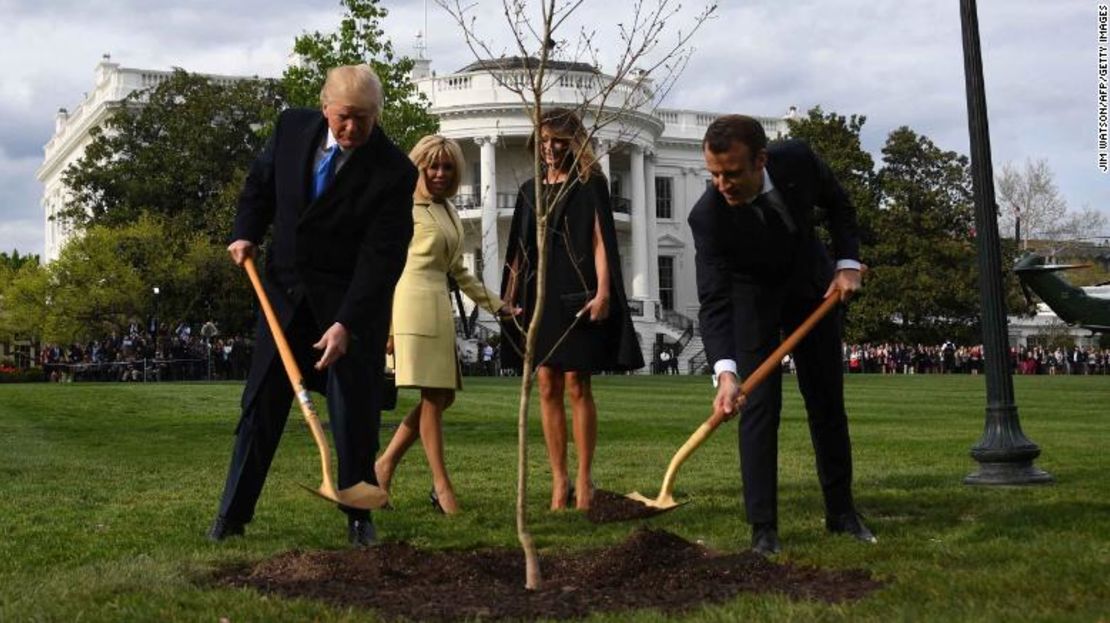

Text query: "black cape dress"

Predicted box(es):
[499, 173, 644, 373]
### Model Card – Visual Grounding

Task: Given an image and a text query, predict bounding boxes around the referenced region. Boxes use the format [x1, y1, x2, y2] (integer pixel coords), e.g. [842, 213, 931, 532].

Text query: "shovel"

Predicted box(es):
[243, 256, 389, 511]
[626, 292, 843, 512]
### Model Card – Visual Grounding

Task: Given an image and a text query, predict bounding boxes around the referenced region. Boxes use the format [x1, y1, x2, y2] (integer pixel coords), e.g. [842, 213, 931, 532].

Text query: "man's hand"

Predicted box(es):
[825, 268, 862, 303]
[313, 322, 350, 370]
[496, 303, 523, 319]
[227, 240, 256, 266]
[712, 372, 746, 422]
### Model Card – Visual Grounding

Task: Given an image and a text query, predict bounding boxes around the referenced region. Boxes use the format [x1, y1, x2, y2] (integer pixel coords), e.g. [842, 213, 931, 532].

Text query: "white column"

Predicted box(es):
[43, 198, 54, 262]
[630, 145, 649, 299]
[682, 166, 700, 222]
[682, 166, 701, 318]
[477, 136, 500, 288]
[598, 139, 611, 181]
[645, 151, 659, 301]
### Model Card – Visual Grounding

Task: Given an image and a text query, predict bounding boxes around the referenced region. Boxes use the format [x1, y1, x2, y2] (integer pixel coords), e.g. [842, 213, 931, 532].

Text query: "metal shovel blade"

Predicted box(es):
[625, 490, 681, 510]
[625, 294, 844, 519]
[299, 481, 391, 510]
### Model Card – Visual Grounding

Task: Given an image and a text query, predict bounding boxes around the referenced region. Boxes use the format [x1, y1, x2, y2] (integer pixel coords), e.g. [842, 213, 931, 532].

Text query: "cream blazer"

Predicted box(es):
[391, 200, 502, 388]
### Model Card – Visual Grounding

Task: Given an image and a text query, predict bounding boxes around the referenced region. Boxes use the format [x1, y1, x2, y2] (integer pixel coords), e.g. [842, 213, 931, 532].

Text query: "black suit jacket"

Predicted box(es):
[689, 139, 859, 361]
[233, 108, 417, 407]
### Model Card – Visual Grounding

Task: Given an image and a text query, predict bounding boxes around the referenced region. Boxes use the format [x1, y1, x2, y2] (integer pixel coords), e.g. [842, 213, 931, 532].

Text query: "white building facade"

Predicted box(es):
[409, 57, 791, 370]
[40, 58, 1109, 368]
[39, 56, 790, 371]
[36, 55, 243, 263]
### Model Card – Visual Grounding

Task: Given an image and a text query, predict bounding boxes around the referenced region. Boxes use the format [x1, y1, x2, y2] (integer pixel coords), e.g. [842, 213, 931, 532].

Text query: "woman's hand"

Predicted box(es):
[385, 335, 394, 356]
[497, 303, 523, 319]
[580, 293, 611, 322]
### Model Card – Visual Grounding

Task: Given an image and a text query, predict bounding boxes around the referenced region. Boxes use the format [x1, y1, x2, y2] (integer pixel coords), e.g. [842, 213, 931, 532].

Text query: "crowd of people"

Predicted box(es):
[35, 332, 1107, 381]
[837, 342, 1110, 375]
[38, 323, 252, 382]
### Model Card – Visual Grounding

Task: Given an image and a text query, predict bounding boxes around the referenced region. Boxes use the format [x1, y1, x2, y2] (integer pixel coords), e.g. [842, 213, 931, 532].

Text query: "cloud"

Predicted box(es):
[0, 147, 45, 255]
[1, 0, 1107, 257]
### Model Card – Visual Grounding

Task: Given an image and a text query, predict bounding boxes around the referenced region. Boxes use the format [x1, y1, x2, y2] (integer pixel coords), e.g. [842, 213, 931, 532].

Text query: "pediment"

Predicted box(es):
[657, 233, 685, 248]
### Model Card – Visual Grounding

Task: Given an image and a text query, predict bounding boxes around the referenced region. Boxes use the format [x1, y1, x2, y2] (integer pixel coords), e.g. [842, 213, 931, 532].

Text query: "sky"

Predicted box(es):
[1, 0, 1106, 257]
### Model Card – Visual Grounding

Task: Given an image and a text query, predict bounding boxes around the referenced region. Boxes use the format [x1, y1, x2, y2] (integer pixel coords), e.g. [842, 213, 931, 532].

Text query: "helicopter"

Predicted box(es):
[1013, 252, 1110, 333]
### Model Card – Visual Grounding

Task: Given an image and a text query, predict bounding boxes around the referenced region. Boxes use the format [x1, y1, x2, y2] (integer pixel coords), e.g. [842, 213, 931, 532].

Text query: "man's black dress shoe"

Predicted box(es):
[826, 512, 877, 543]
[751, 523, 781, 556]
[348, 516, 377, 547]
[207, 516, 244, 542]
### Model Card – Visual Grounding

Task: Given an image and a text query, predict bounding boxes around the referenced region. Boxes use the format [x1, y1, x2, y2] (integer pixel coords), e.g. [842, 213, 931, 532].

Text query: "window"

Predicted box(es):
[658, 256, 675, 311]
[655, 176, 673, 219]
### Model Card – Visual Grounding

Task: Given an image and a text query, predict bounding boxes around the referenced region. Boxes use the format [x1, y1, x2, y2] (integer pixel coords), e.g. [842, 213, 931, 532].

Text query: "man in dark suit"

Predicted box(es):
[208, 64, 417, 546]
[688, 114, 873, 556]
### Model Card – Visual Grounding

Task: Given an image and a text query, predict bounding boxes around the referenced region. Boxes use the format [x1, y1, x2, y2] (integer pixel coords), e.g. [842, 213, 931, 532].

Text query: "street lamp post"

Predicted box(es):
[959, 0, 1052, 485]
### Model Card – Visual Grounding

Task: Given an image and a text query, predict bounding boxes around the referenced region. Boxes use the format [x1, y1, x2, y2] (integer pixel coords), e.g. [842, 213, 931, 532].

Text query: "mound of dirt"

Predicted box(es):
[216, 528, 883, 621]
[585, 488, 679, 523]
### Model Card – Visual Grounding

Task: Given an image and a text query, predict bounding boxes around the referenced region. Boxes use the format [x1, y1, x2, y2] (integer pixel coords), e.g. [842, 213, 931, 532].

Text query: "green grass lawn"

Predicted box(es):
[0, 374, 1107, 621]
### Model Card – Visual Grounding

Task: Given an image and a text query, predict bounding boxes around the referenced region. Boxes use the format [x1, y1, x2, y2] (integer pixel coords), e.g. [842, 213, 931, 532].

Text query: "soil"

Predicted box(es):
[585, 488, 680, 523]
[215, 528, 884, 621]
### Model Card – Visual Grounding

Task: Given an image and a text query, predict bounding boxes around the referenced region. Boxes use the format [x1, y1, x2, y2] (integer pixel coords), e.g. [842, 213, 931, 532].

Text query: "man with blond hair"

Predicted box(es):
[209, 64, 417, 546]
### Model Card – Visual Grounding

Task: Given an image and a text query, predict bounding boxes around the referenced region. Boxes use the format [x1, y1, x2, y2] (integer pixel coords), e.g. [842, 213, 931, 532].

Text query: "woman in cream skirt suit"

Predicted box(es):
[376, 135, 512, 514]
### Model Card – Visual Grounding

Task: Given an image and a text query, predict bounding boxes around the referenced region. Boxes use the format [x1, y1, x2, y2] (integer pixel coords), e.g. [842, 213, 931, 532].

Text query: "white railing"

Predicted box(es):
[438, 75, 473, 91]
[432, 68, 651, 106]
[656, 110, 788, 140]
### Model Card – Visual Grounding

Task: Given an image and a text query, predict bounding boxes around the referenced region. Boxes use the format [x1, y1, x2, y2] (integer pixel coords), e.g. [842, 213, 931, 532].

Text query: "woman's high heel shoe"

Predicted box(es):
[430, 488, 445, 514]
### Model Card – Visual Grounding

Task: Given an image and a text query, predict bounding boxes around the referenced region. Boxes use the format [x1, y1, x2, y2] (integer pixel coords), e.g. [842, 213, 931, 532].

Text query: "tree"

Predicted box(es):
[868, 128, 1034, 344]
[0, 250, 40, 272]
[996, 159, 1108, 257]
[37, 216, 253, 344]
[0, 251, 41, 341]
[0, 260, 48, 346]
[439, 0, 715, 590]
[785, 107, 879, 247]
[58, 70, 283, 243]
[860, 127, 984, 344]
[283, 0, 438, 152]
[42, 217, 172, 343]
[785, 115, 1035, 343]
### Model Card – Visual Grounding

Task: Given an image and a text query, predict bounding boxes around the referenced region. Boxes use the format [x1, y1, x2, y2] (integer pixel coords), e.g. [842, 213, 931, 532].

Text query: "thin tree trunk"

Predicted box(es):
[437, 0, 715, 593]
[515, 38, 551, 586]
[515, 170, 548, 590]
[515, 357, 540, 589]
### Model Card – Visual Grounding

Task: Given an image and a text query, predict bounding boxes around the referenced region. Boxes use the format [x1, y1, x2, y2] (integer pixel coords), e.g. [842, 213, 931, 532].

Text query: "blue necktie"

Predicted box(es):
[312, 145, 339, 200]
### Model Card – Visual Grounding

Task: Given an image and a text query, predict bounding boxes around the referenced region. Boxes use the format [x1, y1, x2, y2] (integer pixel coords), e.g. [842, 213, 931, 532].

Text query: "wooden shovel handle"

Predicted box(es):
[705, 292, 842, 430]
[243, 257, 303, 387]
[242, 257, 336, 492]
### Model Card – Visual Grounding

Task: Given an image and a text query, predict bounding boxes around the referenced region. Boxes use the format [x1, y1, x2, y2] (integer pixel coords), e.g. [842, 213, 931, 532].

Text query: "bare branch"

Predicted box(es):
[435, 0, 718, 592]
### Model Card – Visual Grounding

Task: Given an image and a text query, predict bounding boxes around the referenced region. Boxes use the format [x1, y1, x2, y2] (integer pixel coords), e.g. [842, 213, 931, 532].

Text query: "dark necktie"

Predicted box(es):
[753, 190, 797, 235]
[313, 145, 340, 201]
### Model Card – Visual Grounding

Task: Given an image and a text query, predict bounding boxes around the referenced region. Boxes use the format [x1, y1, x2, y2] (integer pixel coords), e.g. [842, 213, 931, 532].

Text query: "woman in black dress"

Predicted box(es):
[501, 108, 643, 510]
